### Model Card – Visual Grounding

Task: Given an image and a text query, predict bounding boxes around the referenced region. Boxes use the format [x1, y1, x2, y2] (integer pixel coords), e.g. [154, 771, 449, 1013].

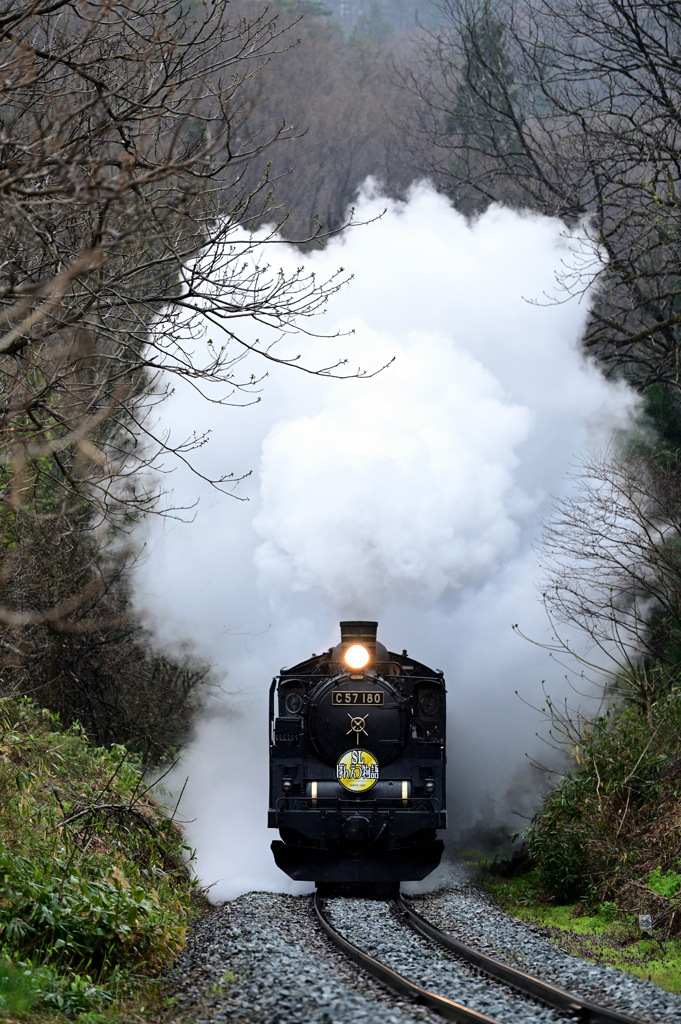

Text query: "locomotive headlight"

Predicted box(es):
[344, 643, 370, 670]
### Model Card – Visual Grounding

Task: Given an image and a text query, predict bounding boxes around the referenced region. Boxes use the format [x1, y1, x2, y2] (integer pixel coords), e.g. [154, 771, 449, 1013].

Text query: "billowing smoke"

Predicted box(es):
[134, 182, 637, 899]
[254, 333, 533, 610]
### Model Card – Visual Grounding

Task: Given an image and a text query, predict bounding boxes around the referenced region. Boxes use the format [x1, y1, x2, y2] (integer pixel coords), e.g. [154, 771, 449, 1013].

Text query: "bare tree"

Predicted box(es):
[0, 1, 373, 735]
[402, 0, 681, 392]
[523, 450, 681, 711]
[0, 0, 359, 539]
[517, 448, 681, 915]
[0, 506, 212, 760]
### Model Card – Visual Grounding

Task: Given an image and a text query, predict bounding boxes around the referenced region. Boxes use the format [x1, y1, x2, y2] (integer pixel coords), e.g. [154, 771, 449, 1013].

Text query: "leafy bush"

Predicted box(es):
[0, 846, 185, 972]
[523, 686, 681, 923]
[648, 866, 681, 900]
[0, 695, 202, 1017]
[0, 959, 35, 1016]
[0, 957, 111, 1017]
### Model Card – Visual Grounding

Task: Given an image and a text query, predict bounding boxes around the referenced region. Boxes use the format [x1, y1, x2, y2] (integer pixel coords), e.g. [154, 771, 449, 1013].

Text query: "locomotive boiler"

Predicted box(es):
[268, 621, 447, 884]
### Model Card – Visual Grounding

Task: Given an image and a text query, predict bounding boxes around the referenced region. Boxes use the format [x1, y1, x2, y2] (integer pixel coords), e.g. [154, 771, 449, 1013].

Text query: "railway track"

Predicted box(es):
[313, 891, 648, 1024]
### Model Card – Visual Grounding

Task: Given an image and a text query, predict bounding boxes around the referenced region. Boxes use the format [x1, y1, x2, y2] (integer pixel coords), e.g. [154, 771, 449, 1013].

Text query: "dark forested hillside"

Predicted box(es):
[227, 0, 425, 239]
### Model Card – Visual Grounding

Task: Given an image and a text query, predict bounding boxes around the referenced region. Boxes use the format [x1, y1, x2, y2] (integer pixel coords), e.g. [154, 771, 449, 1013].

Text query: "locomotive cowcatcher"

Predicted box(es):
[268, 621, 447, 884]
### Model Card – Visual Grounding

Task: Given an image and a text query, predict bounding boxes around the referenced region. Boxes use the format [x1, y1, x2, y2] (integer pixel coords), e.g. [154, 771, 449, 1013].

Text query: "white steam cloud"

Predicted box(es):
[134, 182, 637, 900]
[255, 335, 534, 608]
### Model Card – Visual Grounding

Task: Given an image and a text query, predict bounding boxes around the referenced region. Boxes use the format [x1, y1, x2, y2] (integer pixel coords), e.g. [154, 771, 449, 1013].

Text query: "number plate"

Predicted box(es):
[332, 690, 385, 705]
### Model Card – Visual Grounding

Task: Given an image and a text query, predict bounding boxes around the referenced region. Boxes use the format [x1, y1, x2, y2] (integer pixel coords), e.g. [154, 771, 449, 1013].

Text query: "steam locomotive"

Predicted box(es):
[268, 621, 447, 884]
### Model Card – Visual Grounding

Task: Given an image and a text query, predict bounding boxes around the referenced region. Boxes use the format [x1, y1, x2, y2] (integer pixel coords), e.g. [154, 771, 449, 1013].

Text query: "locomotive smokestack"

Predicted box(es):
[335, 621, 387, 670]
[340, 621, 378, 646]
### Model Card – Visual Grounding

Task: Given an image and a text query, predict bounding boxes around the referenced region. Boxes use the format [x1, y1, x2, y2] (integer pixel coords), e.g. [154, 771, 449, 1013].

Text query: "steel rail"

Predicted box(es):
[393, 894, 647, 1024]
[314, 892, 507, 1024]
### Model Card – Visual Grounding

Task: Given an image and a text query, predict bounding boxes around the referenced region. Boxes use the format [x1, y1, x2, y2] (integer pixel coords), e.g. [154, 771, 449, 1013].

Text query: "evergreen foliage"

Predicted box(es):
[640, 384, 681, 458]
[349, 1, 394, 46]
[445, 2, 523, 154]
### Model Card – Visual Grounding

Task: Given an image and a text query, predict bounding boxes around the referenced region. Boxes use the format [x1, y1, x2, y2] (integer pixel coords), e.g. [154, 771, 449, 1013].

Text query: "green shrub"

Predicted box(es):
[523, 686, 681, 915]
[0, 958, 35, 1016]
[0, 956, 111, 1017]
[0, 845, 185, 972]
[0, 695, 202, 1018]
[647, 866, 681, 899]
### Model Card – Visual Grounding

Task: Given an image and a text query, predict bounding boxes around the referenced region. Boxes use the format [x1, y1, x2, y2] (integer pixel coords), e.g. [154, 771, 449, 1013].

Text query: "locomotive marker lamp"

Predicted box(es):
[344, 643, 370, 670]
[284, 691, 303, 715]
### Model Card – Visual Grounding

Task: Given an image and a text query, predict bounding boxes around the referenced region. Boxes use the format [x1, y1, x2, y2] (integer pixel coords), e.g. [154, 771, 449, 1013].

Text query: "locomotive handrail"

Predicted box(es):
[268, 677, 277, 745]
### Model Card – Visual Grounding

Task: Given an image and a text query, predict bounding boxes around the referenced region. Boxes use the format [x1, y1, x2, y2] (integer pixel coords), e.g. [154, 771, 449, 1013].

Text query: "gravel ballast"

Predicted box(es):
[324, 895, 575, 1023]
[167, 892, 443, 1024]
[165, 868, 681, 1024]
[414, 867, 681, 1024]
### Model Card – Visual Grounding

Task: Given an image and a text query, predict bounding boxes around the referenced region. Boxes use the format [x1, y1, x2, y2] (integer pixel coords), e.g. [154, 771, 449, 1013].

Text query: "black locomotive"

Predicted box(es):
[268, 621, 447, 884]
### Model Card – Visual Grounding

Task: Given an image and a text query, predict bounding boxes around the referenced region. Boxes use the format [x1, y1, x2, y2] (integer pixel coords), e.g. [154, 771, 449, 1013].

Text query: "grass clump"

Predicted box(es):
[482, 868, 681, 993]
[0, 695, 204, 1020]
[647, 866, 681, 900]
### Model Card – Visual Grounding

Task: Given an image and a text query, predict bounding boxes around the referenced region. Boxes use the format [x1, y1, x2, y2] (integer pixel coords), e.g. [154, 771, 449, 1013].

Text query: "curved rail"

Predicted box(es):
[393, 894, 647, 1024]
[313, 892, 504, 1024]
